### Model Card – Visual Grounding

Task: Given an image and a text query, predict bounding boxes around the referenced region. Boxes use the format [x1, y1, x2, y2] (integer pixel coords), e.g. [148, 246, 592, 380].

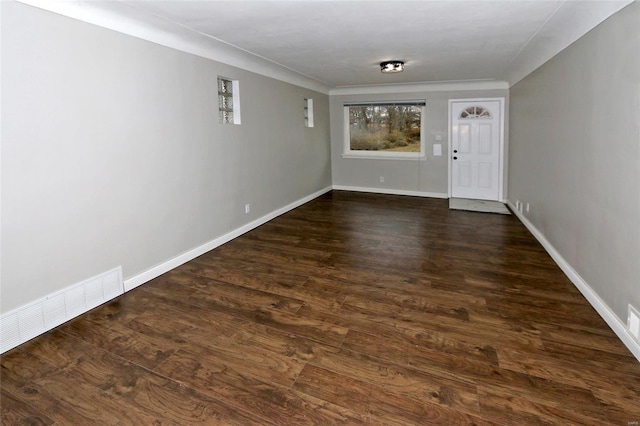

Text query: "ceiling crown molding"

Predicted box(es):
[16, 0, 332, 94]
[330, 80, 509, 96]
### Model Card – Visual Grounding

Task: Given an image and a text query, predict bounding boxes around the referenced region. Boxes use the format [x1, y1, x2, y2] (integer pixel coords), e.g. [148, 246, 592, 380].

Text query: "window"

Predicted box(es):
[217, 77, 241, 125]
[344, 101, 425, 158]
[304, 98, 314, 127]
[459, 105, 491, 119]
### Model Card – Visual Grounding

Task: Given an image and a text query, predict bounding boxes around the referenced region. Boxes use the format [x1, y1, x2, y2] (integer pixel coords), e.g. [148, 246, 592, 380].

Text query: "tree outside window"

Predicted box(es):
[345, 102, 424, 157]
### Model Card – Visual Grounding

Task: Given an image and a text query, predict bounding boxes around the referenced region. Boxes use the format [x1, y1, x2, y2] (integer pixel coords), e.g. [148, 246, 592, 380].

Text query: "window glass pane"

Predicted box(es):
[459, 106, 491, 119]
[219, 94, 233, 110]
[218, 78, 232, 94]
[219, 110, 233, 124]
[348, 105, 421, 152]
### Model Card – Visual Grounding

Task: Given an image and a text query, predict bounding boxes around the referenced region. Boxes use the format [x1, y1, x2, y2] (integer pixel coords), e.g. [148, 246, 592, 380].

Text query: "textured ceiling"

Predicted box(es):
[20, 0, 634, 89]
[124, 1, 560, 86]
[119, 0, 631, 87]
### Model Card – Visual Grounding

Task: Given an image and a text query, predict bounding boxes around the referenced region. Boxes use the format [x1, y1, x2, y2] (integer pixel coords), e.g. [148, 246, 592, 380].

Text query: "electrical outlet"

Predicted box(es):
[629, 305, 640, 340]
[379, 176, 384, 183]
[245, 203, 250, 214]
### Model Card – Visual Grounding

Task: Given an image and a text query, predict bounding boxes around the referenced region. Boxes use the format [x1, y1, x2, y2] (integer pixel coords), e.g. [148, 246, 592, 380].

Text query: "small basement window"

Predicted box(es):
[304, 98, 314, 127]
[218, 77, 241, 125]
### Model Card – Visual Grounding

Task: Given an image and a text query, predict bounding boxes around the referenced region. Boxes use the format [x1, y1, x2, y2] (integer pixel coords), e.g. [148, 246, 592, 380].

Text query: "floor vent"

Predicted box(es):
[0, 267, 123, 353]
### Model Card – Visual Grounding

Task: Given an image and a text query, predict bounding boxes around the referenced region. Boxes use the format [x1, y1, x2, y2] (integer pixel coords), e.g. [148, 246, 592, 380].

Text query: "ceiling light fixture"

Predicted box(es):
[380, 60, 405, 73]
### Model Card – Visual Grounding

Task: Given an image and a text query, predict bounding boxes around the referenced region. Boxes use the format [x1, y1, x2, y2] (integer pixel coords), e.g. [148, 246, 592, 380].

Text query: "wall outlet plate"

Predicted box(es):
[515, 200, 523, 213]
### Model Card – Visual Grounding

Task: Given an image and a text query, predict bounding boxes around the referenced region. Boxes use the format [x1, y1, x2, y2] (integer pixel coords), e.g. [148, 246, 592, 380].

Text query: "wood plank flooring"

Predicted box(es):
[2, 191, 639, 425]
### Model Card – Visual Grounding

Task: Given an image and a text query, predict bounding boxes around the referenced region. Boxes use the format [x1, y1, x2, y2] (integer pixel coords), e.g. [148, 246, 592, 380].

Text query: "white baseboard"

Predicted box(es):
[0, 186, 332, 354]
[506, 200, 640, 362]
[0, 267, 123, 353]
[123, 185, 333, 292]
[332, 185, 448, 199]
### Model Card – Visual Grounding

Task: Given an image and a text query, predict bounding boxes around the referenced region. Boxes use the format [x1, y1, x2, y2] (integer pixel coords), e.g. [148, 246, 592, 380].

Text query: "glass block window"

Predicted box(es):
[459, 105, 491, 119]
[217, 77, 240, 125]
[304, 98, 314, 127]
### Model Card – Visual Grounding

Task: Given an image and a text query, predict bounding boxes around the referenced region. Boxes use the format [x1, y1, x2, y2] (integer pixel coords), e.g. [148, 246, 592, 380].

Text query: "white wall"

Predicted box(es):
[330, 89, 509, 196]
[0, 2, 331, 313]
[3, 0, 637, 357]
[508, 2, 640, 326]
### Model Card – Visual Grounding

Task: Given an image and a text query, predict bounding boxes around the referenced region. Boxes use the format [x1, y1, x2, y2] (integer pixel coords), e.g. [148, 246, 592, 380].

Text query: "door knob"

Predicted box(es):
[453, 150, 458, 153]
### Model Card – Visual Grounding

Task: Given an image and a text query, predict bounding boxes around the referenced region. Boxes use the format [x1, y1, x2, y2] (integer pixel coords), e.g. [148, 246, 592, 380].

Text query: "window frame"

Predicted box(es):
[342, 101, 426, 160]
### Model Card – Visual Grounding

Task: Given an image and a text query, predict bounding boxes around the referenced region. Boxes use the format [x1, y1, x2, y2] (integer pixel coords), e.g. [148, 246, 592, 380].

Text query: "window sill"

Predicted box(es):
[342, 153, 427, 161]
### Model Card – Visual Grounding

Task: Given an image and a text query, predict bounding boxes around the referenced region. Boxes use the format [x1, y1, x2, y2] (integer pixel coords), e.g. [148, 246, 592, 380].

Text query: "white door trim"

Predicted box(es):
[447, 97, 505, 202]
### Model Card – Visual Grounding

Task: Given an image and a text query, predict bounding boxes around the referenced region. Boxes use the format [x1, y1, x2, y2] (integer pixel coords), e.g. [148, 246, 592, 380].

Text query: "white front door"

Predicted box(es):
[449, 99, 503, 201]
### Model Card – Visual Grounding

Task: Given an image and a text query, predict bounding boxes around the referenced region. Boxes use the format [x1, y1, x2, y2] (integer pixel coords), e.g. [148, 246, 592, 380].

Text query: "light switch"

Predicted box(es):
[435, 133, 443, 141]
[433, 144, 442, 156]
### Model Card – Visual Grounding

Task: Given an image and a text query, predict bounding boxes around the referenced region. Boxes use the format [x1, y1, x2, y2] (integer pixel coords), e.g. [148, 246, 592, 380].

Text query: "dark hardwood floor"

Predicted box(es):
[2, 191, 639, 425]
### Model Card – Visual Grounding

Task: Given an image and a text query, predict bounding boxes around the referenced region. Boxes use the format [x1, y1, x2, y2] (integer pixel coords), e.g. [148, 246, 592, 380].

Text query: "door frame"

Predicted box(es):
[447, 97, 506, 202]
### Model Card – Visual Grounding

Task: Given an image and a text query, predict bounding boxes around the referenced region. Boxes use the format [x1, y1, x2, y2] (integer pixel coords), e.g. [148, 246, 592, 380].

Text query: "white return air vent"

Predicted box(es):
[0, 267, 123, 353]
